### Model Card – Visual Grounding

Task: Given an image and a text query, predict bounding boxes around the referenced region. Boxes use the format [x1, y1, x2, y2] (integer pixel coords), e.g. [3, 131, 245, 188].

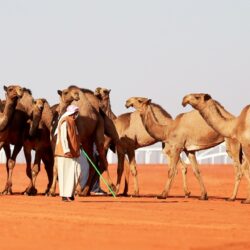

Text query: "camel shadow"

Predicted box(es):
[78, 199, 179, 204]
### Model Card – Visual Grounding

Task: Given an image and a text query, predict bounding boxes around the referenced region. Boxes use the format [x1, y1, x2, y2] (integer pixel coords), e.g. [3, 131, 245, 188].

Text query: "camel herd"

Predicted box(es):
[0, 85, 249, 203]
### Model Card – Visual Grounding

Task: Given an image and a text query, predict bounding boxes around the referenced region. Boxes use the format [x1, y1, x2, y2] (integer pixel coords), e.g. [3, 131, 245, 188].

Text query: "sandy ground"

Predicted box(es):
[0, 163, 250, 250]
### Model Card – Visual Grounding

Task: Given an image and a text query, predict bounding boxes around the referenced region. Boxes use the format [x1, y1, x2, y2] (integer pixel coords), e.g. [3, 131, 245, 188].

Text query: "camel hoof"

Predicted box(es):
[157, 195, 167, 200]
[46, 191, 56, 197]
[121, 192, 129, 197]
[131, 194, 140, 198]
[78, 190, 89, 197]
[23, 187, 37, 196]
[110, 184, 117, 193]
[226, 197, 236, 202]
[185, 191, 191, 198]
[199, 194, 208, 200]
[241, 199, 250, 204]
[2, 188, 13, 195]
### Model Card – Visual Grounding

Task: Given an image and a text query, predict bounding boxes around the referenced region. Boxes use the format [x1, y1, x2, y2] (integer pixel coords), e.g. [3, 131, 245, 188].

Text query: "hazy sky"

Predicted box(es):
[1, 0, 250, 117]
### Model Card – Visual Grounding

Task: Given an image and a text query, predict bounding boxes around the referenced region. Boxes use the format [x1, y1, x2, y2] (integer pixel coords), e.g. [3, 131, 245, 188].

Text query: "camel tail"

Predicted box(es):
[239, 144, 243, 165]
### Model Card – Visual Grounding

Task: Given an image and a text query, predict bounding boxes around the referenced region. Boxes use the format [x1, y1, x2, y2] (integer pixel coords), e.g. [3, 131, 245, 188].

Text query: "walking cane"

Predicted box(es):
[80, 148, 116, 198]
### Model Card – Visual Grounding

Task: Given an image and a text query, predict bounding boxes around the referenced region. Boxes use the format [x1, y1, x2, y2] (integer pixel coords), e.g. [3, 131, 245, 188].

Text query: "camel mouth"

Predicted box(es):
[125, 103, 132, 109]
[182, 100, 187, 107]
[182, 97, 189, 107]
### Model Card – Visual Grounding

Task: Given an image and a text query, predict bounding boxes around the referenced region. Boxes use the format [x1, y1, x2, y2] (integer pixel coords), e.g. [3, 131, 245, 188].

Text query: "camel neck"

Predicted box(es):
[141, 104, 169, 141]
[101, 97, 117, 120]
[0, 97, 17, 131]
[214, 101, 235, 119]
[16, 92, 34, 117]
[199, 100, 236, 138]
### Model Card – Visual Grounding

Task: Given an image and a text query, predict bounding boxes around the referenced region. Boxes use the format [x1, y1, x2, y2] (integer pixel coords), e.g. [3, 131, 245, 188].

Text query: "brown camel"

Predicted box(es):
[22, 98, 54, 195]
[49, 85, 115, 196]
[0, 85, 24, 185]
[126, 97, 228, 200]
[0, 85, 23, 131]
[182, 93, 250, 203]
[0, 86, 34, 194]
[94, 87, 136, 195]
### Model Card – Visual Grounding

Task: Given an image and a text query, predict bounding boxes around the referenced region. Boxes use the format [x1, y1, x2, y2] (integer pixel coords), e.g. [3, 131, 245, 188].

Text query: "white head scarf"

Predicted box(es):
[54, 104, 79, 135]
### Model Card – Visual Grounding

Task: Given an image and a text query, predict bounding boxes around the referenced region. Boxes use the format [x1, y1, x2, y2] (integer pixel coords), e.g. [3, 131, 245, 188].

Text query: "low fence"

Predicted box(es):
[107, 142, 231, 164]
[0, 142, 231, 165]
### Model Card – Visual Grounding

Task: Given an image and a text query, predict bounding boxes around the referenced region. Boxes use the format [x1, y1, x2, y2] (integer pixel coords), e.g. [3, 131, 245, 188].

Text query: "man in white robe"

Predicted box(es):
[55, 105, 81, 202]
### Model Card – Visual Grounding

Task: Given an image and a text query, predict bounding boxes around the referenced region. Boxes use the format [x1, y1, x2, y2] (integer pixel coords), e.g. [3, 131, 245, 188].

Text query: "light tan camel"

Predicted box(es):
[182, 93, 250, 203]
[94, 88, 189, 196]
[126, 97, 228, 200]
[49, 85, 115, 196]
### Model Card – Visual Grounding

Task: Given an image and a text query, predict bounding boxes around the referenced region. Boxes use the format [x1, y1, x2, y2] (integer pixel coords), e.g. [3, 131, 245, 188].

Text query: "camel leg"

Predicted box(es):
[80, 144, 95, 196]
[227, 161, 243, 201]
[122, 157, 130, 196]
[127, 150, 139, 196]
[187, 152, 208, 200]
[48, 156, 58, 197]
[116, 152, 125, 195]
[29, 152, 42, 195]
[158, 147, 180, 199]
[239, 149, 250, 204]
[3, 144, 22, 195]
[225, 138, 243, 201]
[179, 158, 191, 198]
[23, 146, 33, 195]
[95, 142, 116, 192]
[3, 143, 11, 176]
[42, 153, 54, 195]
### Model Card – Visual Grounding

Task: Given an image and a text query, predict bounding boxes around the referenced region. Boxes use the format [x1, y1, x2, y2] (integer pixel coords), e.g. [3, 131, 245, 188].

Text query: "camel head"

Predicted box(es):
[182, 93, 212, 109]
[4, 85, 24, 100]
[29, 98, 46, 136]
[33, 98, 46, 112]
[94, 87, 111, 100]
[125, 97, 151, 111]
[57, 86, 80, 104]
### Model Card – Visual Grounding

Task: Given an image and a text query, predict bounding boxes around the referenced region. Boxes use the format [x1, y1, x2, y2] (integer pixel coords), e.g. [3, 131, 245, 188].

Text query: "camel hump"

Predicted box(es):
[23, 87, 32, 95]
[79, 88, 94, 95]
[116, 113, 131, 130]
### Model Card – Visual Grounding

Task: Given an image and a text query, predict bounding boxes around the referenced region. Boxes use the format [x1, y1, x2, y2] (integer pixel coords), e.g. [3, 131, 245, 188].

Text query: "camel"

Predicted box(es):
[95, 88, 182, 196]
[126, 97, 229, 200]
[0, 86, 34, 194]
[94, 87, 136, 195]
[22, 98, 54, 195]
[0, 85, 24, 185]
[49, 85, 116, 196]
[182, 93, 250, 203]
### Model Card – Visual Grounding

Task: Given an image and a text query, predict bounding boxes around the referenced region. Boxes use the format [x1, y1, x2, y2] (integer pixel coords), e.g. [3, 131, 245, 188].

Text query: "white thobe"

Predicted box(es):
[57, 121, 81, 197]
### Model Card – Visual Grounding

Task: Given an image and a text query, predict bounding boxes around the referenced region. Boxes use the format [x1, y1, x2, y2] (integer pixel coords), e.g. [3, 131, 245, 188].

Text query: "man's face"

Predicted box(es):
[71, 112, 79, 120]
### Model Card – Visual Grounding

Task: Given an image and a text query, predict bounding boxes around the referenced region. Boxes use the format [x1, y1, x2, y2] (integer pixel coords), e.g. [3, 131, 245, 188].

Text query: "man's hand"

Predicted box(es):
[65, 152, 71, 157]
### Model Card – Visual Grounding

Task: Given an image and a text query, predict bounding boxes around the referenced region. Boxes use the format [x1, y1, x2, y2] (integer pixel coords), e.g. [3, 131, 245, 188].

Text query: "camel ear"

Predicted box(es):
[94, 87, 101, 96]
[3, 85, 7, 91]
[57, 90, 62, 96]
[108, 89, 111, 93]
[146, 99, 152, 104]
[204, 94, 211, 101]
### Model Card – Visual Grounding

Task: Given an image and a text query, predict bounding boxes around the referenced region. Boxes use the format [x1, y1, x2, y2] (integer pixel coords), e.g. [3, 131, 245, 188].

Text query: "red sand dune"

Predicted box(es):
[0, 163, 250, 250]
